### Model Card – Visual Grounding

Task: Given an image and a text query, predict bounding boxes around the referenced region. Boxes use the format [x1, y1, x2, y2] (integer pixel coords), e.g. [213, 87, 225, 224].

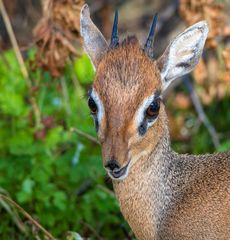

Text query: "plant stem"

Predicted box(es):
[0, 0, 41, 129]
[183, 75, 220, 148]
[0, 195, 56, 240]
[61, 77, 71, 116]
[70, 127, 99, 145]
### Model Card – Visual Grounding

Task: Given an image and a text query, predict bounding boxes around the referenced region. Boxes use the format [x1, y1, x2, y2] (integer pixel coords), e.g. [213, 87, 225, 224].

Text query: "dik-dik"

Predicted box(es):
[80, 4, 230, 240]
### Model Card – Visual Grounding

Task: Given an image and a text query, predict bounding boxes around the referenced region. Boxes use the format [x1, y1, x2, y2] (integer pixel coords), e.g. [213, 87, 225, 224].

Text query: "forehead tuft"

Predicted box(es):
[120, 35, 139, 47]
[94, 36, 161, 90]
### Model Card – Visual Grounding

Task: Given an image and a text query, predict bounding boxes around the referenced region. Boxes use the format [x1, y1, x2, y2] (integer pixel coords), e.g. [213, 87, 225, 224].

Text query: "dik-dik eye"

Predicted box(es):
[88, 96, 97, 115]
[146, 98, 161, 118]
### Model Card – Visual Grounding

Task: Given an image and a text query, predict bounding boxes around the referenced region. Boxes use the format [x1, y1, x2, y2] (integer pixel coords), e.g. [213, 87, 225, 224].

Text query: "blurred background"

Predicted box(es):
[0, 0, 229, 239]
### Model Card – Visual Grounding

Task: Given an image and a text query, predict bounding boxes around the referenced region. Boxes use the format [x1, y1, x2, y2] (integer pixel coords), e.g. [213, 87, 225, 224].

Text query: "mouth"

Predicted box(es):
[107, 161, 130, 181]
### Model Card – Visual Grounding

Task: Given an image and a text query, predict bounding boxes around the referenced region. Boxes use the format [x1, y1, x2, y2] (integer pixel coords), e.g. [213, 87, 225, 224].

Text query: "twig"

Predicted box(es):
[0, 189, 27, 234]
[96, 185, 115, 197]
[121, 224, 133, 240]
[61, 77, 71, 116]
[76, 179, 93, 196]
[0, 0, 41, 129]
[41, 0, 53, 19]
[183, 75, 220, 148]
[0, 195, 56, 240]
[80, 220, 103, 240]
[154, 0, 179, 32]
[0, 0, 30, 86]
[70, 127, 99, 145]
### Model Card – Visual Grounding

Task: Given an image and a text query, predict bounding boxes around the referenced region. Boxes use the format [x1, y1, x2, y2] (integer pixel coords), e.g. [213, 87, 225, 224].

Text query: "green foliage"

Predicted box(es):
[218, 140, 230, 152]
[0, 51, 130, 239]
[74, 54, 95, 85]
[66, 232, 84, 240]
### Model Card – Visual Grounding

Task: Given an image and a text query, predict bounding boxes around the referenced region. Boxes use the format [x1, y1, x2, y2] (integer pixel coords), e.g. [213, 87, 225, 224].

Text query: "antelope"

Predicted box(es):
[80, 4, 230, 240]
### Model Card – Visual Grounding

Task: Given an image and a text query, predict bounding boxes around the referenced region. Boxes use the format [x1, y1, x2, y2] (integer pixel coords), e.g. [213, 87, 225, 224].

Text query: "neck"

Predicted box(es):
[112, 132, 173, 239]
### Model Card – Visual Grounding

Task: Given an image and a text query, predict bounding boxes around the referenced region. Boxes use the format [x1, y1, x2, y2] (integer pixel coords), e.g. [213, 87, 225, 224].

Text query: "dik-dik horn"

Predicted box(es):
[80, 4, 230, 240]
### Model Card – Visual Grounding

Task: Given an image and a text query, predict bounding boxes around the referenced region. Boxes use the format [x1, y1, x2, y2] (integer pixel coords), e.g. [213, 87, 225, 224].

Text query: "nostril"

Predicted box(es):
[105, 160, 120, 171]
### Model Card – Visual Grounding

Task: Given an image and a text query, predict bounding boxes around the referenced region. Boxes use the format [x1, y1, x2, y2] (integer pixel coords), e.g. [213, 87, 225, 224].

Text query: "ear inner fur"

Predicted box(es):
[157, 21, 209, 91]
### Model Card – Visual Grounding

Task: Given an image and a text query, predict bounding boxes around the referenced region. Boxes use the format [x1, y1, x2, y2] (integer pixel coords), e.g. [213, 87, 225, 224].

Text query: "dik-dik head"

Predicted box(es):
[80, 4, 208, 180]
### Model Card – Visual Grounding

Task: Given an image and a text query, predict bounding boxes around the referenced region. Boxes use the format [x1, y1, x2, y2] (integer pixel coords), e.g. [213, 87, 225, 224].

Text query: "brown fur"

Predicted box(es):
[94, 37, 162, 167]
[92, 38, 230, 239]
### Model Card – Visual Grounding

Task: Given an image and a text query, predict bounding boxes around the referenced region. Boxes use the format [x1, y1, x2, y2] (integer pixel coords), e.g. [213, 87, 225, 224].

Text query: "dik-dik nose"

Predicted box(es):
[105, 159, 120, 171]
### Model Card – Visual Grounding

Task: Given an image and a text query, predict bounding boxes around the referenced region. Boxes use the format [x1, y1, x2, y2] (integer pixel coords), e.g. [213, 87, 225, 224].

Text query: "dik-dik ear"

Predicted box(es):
[157, 21, 209, 91]
[80, 4, 109, 68]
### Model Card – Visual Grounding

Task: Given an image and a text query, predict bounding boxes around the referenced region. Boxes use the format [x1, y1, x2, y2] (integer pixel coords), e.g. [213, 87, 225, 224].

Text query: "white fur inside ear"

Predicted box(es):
[160, 21, 209, 91]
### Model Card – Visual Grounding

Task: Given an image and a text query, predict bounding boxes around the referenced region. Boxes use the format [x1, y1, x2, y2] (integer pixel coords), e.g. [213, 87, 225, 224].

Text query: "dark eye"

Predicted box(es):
[146, 98, 160, 118]
[88, 97, 97, 114]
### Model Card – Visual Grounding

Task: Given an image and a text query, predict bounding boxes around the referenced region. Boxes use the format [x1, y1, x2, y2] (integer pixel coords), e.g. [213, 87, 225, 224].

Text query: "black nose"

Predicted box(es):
[105, 159, 120, 171]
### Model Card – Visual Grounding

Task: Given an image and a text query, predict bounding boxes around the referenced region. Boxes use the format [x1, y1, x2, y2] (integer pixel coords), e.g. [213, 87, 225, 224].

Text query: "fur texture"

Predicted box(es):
[93, 40, 230, 239]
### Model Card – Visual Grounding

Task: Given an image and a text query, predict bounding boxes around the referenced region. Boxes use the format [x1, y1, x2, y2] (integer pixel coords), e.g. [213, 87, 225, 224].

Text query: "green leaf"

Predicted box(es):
[9, 131, 34, 155]
[16, 178, 35, 203]
[218, 140, 230, 152]
[22, 178, 34, 194]
[66, 232, 83, 240]
[74, 54, 95, 84]
[53, 191, 67, 211]
[45, 126, 64, 149]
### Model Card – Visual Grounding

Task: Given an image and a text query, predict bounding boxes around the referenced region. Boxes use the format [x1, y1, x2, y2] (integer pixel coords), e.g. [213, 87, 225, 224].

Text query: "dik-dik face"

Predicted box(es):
[92, 41, 164, 180]
[80, 4, 208, 180]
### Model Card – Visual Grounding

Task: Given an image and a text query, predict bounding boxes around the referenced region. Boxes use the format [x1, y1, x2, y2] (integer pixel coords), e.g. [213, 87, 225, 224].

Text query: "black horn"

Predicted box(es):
[110, 9, 119, 48]
[144, 13, 158, 56]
